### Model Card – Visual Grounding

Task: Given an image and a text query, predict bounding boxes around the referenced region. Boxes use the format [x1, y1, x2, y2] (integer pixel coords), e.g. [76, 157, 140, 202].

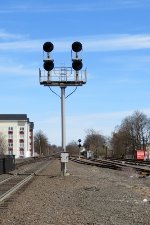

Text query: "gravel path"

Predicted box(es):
[0, 159, 150, 225]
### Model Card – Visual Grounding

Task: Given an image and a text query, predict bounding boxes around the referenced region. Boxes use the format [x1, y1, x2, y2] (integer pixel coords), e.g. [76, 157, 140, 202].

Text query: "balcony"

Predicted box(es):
[8, 131, 13, 134]
[19, 131, 24, 134]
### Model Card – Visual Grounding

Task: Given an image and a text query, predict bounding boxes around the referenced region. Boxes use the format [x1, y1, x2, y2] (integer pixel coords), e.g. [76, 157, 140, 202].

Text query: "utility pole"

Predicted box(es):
[39, 41, 87, 176]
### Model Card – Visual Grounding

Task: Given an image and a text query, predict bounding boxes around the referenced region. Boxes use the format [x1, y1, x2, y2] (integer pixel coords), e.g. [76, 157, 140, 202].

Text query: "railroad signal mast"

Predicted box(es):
[39, 41, 87, 176]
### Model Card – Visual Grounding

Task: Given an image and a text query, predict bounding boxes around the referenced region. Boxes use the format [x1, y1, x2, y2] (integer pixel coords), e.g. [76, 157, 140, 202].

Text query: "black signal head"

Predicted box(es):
[72, 41, 82, 52]
[72, 59, 83, 71]
[43, 42, 54, 52]
[43, 60, 54, 71]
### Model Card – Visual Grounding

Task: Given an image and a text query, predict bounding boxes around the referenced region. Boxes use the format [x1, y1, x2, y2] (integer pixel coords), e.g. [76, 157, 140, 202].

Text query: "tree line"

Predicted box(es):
[1, 110, 150, 159]
[111, 111, 150, 158]
[66, 111, 150, 158]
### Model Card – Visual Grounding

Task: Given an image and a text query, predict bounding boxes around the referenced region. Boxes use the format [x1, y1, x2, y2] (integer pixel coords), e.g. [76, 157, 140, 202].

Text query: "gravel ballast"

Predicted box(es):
[0, 159, 150, 225]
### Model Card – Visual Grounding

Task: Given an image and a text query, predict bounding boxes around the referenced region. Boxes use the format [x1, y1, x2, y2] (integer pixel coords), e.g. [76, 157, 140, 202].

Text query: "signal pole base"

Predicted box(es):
[61, 162, 70, 176]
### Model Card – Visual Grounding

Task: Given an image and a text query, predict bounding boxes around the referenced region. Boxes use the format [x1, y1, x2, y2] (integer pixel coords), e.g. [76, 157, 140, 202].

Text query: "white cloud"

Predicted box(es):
[83, 35, 150, 52]
[0, 34, 150, 52]
[0, 39, 41, 51]
[0, 64, 36, 76]
[0, 1, 149, 13]
[0, 30, 27, 41]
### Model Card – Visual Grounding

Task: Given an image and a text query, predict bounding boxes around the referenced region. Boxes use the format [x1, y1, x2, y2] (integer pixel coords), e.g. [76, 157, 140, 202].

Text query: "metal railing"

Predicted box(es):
[39, 67, 87, 86]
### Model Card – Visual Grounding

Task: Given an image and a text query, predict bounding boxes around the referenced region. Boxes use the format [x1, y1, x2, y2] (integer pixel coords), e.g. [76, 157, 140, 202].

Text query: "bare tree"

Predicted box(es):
[83, 129, 106, 158]
[111, 128, 128, 158]
[48, 145, 62, 155]
[34, 130, 49, 156]
[66, 141, 79, 156]
[0, 133, 7, 155]
[111, 111, 150, 158]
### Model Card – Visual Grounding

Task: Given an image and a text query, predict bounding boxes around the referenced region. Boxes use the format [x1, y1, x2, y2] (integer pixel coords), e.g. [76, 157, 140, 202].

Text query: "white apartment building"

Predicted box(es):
[0, 114, 34, 158]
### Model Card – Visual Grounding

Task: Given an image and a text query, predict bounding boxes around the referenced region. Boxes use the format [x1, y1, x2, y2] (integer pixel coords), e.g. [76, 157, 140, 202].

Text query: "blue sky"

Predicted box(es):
[0, 0, 150, 145]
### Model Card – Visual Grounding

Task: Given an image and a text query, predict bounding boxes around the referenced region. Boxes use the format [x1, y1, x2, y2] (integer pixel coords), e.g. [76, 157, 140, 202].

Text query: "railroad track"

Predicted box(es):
[0, 158, 51, 204]
[70, 157, 150, 176]
[109, 158, 150, 167]
[15, 156, 52, 169]
[70, 157, 123, 170]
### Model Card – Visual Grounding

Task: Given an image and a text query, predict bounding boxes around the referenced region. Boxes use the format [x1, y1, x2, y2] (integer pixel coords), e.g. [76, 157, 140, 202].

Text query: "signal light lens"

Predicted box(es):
[43, 60, 54, 71]
[72, 59, 83, 71]
[43, 42, 54, 52]
[72, 41, 82, 52]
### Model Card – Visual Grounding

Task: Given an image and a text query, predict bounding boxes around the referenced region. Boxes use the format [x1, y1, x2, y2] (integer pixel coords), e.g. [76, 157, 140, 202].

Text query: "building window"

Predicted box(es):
[8, 127, 13, 134]
[8, 143, 13, 147]
[8, 148, 13, 155]
[20, 143, 24, 148]
[20, 134, 24, 139]
[8, 134, 13, 139]
[20, 127, 24, 134]
[20, 149, 24, 157]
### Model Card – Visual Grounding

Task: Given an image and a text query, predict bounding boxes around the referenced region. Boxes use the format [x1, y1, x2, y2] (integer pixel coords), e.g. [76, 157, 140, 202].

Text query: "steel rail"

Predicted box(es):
[0, 160, 49, 184]
[0, 161, 51, 204]
[70, 157, 150, 175]
[0, 174, 33, 203]
[0, 176, 14, 185]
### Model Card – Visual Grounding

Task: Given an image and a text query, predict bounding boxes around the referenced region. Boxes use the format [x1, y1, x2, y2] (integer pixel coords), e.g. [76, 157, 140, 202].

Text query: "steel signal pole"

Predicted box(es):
[61, 86, 67, 175]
